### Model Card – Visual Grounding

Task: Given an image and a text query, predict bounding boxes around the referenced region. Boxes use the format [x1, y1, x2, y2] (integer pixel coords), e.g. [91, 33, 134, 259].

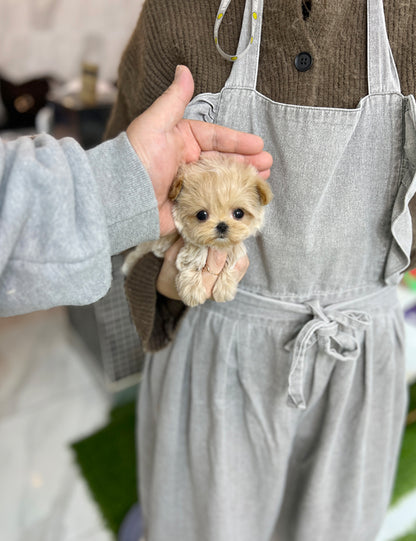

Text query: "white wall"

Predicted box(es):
[0, 0, 145, 83]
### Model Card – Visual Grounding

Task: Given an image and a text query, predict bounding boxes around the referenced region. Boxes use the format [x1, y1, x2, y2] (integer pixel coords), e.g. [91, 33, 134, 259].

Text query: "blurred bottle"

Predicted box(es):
[80, 35, 102, 106]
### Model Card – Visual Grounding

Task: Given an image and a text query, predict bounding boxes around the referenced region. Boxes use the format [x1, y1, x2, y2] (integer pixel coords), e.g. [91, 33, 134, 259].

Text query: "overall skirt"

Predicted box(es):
[136, 1, 416, 539]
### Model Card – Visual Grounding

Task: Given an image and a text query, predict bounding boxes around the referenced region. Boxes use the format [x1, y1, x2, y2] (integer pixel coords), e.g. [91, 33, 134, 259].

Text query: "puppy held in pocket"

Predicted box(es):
[123, 155, 273, 307]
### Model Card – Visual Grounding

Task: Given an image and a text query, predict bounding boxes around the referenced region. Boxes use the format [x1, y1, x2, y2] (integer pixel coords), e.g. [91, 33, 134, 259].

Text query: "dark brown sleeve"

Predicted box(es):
[124, 253, 187, 352]
[409, 196, 416, 270]
[105, 1, 187, 350]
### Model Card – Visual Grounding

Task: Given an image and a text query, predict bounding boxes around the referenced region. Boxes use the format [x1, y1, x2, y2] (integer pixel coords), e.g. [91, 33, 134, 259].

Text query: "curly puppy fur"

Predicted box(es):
[122, 155, 273, 306]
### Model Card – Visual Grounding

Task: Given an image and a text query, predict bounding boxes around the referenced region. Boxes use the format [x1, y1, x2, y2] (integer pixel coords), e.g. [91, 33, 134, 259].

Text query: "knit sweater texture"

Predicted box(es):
[105, 0, 416, 351]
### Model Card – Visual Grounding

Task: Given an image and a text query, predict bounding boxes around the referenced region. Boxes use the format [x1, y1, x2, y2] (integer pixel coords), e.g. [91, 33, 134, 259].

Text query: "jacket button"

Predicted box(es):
[295, 52, 313, 72]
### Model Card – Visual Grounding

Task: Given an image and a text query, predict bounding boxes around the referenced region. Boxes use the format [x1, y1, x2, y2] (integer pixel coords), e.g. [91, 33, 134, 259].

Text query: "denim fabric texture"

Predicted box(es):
[138, 1, 413, 539]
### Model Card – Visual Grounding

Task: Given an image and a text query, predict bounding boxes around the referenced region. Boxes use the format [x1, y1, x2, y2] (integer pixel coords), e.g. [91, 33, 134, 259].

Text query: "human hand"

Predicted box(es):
[156, 238, 249, 302]
[126, 65, 273, 236]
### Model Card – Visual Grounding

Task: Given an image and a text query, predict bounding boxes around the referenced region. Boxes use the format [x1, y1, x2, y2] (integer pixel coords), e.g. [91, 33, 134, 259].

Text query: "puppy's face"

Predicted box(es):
[169, 157, 273, 249]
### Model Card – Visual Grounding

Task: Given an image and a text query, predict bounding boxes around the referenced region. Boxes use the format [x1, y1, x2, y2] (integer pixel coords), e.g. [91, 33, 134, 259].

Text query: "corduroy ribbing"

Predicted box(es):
[124, 252, 187, 351]
[106, 0, 416, 135]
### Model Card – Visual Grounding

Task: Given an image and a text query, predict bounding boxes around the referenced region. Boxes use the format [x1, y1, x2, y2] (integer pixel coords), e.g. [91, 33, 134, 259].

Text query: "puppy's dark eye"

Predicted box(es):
[196, 210, 209, 221]
[232, 208, 245, 220]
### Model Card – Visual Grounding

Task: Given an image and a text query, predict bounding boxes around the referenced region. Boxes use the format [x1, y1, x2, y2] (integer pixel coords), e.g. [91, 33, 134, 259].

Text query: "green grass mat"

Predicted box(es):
[71, 384, 416, 536]
[71, 400, 137, 535]
[395, 526, 416, 541]
[391, 383, 416, 506]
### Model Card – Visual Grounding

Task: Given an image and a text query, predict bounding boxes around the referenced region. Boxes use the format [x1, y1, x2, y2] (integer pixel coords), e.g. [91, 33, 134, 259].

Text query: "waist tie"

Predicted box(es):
[204, 286, 400, 410]
[285, 300, 371, 409]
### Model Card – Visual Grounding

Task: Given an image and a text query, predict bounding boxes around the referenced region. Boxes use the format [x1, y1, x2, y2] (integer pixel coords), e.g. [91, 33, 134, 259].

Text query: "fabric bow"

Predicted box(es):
[285, 299, 371, 409]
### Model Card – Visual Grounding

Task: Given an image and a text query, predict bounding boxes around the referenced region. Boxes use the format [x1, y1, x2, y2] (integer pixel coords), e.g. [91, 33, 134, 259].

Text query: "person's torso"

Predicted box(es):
[185, 0, 414, 303]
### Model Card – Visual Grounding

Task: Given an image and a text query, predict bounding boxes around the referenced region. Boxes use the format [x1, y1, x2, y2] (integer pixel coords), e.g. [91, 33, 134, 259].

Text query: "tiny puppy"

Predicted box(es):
[122, 155, 273, 307]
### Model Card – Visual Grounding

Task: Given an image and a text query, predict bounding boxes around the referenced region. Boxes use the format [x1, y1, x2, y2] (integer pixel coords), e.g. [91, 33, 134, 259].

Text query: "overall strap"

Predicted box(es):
[215, 0, 264, 90]
[367, 0, 401, 94]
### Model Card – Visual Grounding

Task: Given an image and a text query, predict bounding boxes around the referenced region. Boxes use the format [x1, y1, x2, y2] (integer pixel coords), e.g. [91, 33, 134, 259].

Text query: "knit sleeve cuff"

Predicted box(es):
[87, 132, 160, 255]
[124, 252, 188, 352]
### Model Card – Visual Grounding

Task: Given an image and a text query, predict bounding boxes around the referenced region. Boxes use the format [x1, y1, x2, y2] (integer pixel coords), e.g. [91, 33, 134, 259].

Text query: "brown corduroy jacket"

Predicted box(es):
[105, 0, 416, 352]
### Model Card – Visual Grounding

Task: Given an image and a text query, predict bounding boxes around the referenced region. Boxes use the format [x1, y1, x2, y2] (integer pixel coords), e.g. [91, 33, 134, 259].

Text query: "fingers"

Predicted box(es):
[202, 249, 227, 297]
[188, 119, 265, 155]
[257, 169, 272, 180]
[231, 254, 249, 283]
[144, 66, 195, 131]
[199, 149, 273, 179]
[157, 242, 249, 304]
[156, 238, 184, 299]
[158, 200, 175, 237]
[241, 151, 273, 177]
[202, 250, 249, 298]
[165, 236, 184, 261]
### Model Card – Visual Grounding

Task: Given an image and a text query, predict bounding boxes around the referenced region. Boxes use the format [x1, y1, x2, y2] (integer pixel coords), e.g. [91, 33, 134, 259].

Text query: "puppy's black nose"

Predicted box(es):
[216, 222, 229, 234]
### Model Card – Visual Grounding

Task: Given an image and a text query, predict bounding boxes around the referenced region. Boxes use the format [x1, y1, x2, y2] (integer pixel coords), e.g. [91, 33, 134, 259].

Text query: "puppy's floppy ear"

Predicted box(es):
[168, 173, 184, 201]
[256, 177, 273, 206]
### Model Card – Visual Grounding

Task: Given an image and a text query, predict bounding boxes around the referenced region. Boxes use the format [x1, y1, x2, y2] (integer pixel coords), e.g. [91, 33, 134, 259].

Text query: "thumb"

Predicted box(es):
[148, 65, 195, 129]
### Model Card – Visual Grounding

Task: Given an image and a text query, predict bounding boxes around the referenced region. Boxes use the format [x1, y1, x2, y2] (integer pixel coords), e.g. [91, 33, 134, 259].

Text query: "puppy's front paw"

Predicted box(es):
[212, 272, 238, 303]
[176, 270, 207, 307]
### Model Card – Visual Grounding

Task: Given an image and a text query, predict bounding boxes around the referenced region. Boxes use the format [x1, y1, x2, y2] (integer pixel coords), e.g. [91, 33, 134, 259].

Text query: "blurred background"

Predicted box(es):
[0, 1, 415, 540]
[0, 1, 147, 540]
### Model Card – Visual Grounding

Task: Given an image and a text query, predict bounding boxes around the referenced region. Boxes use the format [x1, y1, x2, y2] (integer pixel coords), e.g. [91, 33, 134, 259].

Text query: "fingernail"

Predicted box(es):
[175, 65, 184, 81]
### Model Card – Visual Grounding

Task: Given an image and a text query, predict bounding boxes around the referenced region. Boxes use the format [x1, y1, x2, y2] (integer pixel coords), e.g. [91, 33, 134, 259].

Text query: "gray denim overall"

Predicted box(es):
[137, 1, 416, 539]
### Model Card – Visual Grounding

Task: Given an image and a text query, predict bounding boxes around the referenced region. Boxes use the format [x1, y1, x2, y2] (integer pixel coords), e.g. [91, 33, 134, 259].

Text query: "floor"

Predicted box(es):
[0, 308, 114, 541]
[0, 292, 415, 541]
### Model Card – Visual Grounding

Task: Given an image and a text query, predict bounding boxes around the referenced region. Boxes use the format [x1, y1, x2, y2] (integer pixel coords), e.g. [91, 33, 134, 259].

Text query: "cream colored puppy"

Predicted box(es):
[122, 155, 273, 307]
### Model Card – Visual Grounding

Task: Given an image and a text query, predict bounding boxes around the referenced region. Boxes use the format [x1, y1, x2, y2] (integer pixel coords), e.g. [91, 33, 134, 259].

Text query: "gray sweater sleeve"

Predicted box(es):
[0, 132, 159, 316]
